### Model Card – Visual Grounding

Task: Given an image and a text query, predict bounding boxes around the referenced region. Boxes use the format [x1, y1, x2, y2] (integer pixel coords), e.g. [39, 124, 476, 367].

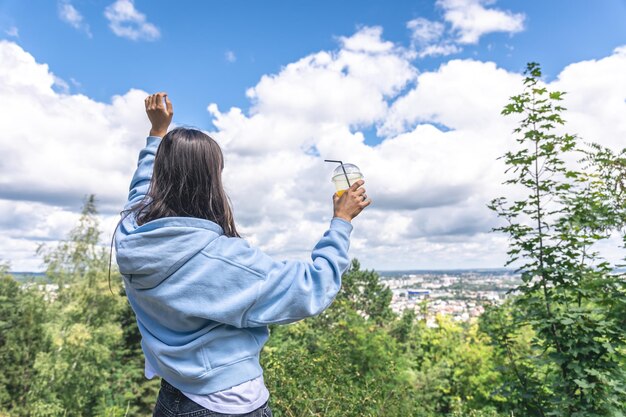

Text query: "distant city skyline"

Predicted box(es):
[6, 267, 518, 276]
[0, 0, 625, 271]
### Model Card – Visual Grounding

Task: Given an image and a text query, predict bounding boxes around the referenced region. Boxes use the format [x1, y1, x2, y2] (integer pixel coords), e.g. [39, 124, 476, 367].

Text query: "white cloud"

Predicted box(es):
[104, 0, 160, 41]
[405, 1, 524, 58]
[207, 30, 626, 269]
[407, 18, 445, 46]
[58, 0, 92, 37]
[212, 44, 430, 258]
[4, 26, 19, 38]
[225, 50, 236, 63]
[338, 26, 395, 53]
[380, 59, 522, 135]
[0, 29, 624, 271]
[406, 17, 461, 58]
[234, 26, 415, 138]
[549, 46, 626, 151]
[0, 40, 150, 270]
[437, 0, 525, 44]
[417, 43, 462, 58]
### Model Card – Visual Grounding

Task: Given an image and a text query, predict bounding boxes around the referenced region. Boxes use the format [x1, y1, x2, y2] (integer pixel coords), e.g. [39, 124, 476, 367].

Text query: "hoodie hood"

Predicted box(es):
[115, 214, 223, 290]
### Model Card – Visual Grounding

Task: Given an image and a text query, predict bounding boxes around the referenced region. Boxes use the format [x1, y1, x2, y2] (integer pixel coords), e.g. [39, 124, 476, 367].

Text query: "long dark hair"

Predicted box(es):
[108, 127, 239, 294]
[132, 127, 239, 236]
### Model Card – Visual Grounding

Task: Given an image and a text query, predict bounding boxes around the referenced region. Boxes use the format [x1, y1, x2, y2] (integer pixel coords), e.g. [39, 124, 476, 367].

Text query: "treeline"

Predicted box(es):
[1, 63, 625, 416]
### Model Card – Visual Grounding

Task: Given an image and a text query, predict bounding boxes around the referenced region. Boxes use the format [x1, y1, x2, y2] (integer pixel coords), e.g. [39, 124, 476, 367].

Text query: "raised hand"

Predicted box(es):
[145, 92, 173, 137]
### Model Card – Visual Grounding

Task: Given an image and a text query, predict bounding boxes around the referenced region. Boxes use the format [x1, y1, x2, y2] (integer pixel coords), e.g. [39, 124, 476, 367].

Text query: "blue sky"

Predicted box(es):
[2, 0, 625, 138]
[0, 0, 625, 271]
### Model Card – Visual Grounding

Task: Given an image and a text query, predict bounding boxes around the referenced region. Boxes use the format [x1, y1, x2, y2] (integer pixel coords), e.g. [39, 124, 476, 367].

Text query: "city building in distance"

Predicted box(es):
[378, 269, 521, 326]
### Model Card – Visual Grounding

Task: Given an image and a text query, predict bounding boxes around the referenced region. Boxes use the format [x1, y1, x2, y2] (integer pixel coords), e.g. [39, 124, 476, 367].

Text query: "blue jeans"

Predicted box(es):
[153, 379, 273, 417]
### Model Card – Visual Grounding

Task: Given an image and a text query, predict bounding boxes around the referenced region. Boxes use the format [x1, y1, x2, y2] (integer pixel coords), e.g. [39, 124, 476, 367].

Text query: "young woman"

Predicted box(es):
[115, 92, 371, 417]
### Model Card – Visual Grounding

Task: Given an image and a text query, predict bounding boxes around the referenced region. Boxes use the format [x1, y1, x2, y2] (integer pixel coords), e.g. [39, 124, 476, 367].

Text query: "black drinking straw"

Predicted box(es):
[324, 159, 351, 187]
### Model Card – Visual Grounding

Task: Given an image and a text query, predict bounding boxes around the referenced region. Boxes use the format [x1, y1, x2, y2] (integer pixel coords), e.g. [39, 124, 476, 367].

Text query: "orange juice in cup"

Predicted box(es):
[331, 163, 363, 197]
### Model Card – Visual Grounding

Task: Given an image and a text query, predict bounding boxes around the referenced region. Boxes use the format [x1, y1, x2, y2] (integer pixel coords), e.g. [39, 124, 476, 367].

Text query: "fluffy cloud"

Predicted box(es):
[207, 29, 625, 269]
[551, 46, 626, 150]
[437, 0, 525, 44]
[0, 40, 150, 268]
[407, 18, 461, 58]
[380, 59, 522, 135]
[407, 18, 445, 45]
[406, 1, 524, 57]
[237, 27, 415, 133]
[58, 0, 92, 37]
[104, 0, 160, 41]
[416, 43, 462, 58]
[1, 28, 624, 271]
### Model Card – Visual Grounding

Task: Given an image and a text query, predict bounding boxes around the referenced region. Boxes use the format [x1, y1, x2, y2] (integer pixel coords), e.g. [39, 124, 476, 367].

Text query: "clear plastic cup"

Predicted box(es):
[331, 163, 363, 197]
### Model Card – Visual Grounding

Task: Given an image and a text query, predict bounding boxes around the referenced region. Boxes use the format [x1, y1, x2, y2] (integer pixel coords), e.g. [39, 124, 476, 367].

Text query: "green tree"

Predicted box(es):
[336, 259, 394, 325]
[263, 306, 419, 417]
[489, 62, 626, 416]
[262, 260, 426, 416]
[0, 264, 51, 416]
[479, 300, 549, 415]
[37, 195, 102, 288]
[28, 195, 158, 417]
[401, 313, 504, 415]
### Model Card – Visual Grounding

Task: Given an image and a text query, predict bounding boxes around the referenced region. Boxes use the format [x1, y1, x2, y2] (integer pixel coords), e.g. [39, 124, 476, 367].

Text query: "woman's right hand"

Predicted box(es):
[333, 180, 371, 222]
[145, 92, 173, 137]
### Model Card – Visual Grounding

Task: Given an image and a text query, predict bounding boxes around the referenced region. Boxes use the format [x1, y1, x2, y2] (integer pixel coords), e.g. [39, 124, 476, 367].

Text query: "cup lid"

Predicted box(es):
[331, 163, 362, 179]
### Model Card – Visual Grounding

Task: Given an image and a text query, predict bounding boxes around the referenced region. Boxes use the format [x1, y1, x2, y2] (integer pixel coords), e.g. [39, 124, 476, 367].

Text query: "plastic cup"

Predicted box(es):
[331, 163, 363, 197]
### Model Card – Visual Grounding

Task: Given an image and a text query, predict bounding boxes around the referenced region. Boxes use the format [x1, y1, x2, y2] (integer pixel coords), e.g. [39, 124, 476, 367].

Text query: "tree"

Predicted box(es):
[397, 312, 504, 415]
[0, 264, 51, 416]
[37, 195, 103, 288]
[262, 260, 424, 416]
[28, 195, 159, 416]
[489, 62, 626, 416]
[479, 300, 549, 415]
[335, 259, 395, 325]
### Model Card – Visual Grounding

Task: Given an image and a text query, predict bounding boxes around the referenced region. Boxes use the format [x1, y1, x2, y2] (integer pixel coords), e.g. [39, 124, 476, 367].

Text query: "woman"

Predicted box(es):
[115, 92, 371, 417]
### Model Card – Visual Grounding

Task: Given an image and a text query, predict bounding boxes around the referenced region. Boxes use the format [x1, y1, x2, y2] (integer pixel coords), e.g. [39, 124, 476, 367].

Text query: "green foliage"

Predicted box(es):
[263, 305, 419, 416]
[336, 259, 395, 325]
[0, 266, 51, 416]
[1, 195, 159, 417]
[263, 262, 506, 416]
[488, 62, 626, 416]
[37, 195, 104, 287]
[480, 300, 550, 415]
[401, 313, 504, 415]
[262, 263, 419, 417]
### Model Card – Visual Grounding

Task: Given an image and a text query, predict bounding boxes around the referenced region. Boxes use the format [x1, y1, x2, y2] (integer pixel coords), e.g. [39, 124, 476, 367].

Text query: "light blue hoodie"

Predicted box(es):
[115, 136, 353, 395]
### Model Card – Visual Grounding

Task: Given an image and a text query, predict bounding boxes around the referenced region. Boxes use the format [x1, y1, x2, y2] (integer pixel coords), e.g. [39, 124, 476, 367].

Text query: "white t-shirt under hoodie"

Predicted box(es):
[145, 360, 270, 414]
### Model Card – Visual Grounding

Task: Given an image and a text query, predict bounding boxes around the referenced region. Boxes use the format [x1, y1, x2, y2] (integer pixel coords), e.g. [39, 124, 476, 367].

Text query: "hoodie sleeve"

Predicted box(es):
[240, 217, 353, 327]
[124, 136, 162, 211]
[195, 217, 353, 328]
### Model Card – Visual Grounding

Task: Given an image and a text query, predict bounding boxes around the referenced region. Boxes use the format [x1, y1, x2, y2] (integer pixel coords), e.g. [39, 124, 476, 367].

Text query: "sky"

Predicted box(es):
[0, 0, 625, 271]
